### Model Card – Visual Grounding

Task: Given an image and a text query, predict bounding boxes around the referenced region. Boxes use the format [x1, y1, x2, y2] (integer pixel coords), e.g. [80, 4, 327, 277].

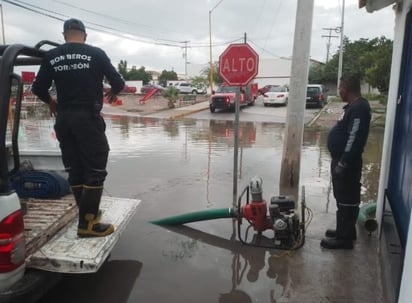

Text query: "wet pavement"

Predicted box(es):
[18, 108, 387, 303]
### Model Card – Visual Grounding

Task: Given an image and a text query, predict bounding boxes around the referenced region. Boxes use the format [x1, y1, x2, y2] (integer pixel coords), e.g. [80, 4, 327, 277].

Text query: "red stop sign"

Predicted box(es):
[219, 43, 259, 86]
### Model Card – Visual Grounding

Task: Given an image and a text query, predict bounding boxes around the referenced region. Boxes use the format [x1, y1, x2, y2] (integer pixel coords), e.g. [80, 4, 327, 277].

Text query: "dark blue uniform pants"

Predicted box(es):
[331, 157, 362, 240]
[54, 110, 109, 187]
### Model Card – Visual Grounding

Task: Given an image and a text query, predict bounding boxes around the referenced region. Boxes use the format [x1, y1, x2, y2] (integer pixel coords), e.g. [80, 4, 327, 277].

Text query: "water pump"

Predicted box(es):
[237, 176, 305, 250]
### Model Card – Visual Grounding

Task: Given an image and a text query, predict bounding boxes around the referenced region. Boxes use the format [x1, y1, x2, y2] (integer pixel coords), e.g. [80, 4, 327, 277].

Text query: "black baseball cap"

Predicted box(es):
[63, 18, 86, 33]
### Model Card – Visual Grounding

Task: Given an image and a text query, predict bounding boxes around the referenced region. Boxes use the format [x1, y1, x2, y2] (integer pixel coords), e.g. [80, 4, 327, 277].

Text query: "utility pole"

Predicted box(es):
[279, 0, 314, 202]
[0, 4, 5, 44]
[337, 0, 346, 95]
[181, 40, 190, 78]
[209, 0, 225, 93]
[322, 27, 339, 63]
[244, 32, 247, 43]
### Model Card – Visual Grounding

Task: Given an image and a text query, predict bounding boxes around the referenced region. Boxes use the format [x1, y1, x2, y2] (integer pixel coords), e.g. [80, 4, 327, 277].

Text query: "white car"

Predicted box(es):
[263, 86, 289, 106]
[174, 82, 206, 94]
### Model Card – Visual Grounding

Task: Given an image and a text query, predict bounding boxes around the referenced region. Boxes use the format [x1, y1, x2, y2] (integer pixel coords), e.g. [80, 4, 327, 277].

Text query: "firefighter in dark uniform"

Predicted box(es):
[320, 75, 371, 249]
[32, 18, 125, 238]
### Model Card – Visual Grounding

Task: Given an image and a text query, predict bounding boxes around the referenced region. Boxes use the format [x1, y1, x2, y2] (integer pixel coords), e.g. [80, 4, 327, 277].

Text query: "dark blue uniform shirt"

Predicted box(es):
[32, 42, 124, 109]
[327, 97, 371, 165]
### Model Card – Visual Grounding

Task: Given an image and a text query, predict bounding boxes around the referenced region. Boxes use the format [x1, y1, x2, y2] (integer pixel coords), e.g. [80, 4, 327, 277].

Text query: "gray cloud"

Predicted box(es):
[2, 0, 395, 75]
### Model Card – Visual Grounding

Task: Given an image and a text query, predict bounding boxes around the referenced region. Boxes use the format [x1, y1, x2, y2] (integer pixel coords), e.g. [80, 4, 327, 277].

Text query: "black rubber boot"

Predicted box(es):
[71, 184, 102, 220]
[325, 228, 357, 240]
[320, 237, 353, 249]
[77, 186, 114, 238]
[71, 185, 83, 207]
[324, 209, 357, 240]
[321, 206, 358, 249]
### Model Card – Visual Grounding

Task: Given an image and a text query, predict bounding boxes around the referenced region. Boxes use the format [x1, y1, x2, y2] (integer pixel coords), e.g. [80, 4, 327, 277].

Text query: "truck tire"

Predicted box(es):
[0, 269, 61, 303]
[210, 106, 215, 113]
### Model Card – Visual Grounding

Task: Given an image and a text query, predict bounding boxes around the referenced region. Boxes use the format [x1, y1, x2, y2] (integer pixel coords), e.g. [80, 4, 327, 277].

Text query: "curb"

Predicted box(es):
[167, 105, 209, 120]
[306, 101, 331, 127]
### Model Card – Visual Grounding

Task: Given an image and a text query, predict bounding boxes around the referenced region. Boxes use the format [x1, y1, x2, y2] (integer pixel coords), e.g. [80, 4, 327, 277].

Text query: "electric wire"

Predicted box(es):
[3, 0, 242, 50]
[248, 39, 282, 58]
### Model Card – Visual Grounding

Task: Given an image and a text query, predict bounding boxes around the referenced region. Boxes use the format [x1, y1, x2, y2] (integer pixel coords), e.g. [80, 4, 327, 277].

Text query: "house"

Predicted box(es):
[362, 0, 412, 302]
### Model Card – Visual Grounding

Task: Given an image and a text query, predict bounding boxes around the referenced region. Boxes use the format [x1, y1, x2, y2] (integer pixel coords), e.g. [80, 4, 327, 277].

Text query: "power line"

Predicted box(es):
[51, 0, 185, 43]
[322, 27, 339, 63]
[3, 0, 243, 50]
[248, 39, 282, 58]
[4, 0, 184, 47]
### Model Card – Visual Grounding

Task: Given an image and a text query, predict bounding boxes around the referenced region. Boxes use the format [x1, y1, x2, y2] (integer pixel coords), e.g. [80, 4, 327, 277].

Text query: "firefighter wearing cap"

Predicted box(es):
[32, 18, 125, 238]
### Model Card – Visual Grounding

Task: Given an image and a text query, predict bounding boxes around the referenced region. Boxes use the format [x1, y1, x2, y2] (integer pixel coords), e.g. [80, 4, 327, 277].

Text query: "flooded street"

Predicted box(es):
[20, 114, 386, 303]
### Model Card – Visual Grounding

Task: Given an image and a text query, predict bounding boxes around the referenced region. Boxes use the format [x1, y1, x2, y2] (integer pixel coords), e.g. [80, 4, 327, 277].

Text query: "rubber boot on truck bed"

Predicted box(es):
[77, 186, 114, 237]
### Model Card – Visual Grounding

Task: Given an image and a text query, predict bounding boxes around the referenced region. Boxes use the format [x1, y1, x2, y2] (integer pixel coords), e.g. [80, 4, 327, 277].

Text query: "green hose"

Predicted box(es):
[150, 208, 236, 225]
[357, 202, 378, 232]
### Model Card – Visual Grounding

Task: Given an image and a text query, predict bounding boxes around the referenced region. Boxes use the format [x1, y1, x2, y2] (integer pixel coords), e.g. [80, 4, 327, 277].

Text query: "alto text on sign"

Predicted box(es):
[219, 43, 259, 86]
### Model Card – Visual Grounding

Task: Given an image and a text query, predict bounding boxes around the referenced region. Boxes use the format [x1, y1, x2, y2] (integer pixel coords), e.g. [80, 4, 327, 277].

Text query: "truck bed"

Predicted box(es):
[23, 195, 78, 257]
[22, 195, 140, 273]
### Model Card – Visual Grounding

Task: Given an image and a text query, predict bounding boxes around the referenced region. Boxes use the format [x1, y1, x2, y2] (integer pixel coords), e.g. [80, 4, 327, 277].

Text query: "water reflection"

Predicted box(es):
[164, 225, 294, 303]
[15, 114, 383, 206]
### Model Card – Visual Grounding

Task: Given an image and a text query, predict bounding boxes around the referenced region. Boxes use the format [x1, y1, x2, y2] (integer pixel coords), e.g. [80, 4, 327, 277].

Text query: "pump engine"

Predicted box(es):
[237, 176, 305, 250]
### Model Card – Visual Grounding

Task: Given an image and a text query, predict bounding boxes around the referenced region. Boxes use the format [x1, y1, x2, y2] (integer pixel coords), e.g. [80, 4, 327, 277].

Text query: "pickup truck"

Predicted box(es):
[209, 82, 258, 113]
[0, 41, 140, 302]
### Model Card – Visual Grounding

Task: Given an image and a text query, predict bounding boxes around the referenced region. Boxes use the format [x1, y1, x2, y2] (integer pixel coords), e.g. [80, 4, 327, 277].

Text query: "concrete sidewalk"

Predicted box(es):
[143, 101, 210, 120]
[102, 100, 210, 119]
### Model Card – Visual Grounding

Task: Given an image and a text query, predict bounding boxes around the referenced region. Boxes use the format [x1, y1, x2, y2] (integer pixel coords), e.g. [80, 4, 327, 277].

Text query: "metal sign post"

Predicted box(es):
[232, 87, 241, 206]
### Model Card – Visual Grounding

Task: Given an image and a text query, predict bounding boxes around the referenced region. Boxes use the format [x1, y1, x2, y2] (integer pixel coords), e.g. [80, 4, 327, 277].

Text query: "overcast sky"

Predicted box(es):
[1, 0, 395, 75]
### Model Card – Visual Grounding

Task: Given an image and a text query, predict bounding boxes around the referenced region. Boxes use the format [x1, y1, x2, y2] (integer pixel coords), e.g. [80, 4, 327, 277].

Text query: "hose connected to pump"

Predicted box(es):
[151, 176, 310, 251]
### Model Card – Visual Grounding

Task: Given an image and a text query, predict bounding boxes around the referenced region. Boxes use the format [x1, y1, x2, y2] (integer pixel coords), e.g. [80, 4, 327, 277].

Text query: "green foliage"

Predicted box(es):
[191, 76, 209, 91]
[162, 86, 180, 108]
[117, 60, 152, 84]
[159, 70, 178, 81]
[363, 93, 388, 105]
[308, 36, 393, 94]
[118, 60, 128, 79]
[363, 37, 393, 94]
[201, 62, 222, 86]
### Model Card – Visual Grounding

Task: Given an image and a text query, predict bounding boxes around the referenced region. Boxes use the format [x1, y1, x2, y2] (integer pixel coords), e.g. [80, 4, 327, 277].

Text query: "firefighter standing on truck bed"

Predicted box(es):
[31, 18, 125, 238]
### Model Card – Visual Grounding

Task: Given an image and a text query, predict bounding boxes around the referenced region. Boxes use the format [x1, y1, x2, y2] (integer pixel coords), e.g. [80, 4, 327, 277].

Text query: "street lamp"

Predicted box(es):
[209, 0, 224, 93]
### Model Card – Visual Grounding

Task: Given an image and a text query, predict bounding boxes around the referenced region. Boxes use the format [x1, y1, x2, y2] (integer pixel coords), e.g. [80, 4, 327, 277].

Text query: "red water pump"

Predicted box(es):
[237, 176, 306, 250]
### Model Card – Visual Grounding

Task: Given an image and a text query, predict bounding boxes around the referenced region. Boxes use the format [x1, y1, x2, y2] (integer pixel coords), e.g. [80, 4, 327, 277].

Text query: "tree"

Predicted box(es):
[201, 62, 223, 86]
[162, 86, 180, 108]
[158, 70, 178, 87]
[191, 76, 209, 92]
[308, 36, 393, 94]
[159, 70, 178, 81]
[117, 61, 152, 84]
[363, 37, 393, 94]
[127, 66, 152, 84]
[118, 60, 128, 79]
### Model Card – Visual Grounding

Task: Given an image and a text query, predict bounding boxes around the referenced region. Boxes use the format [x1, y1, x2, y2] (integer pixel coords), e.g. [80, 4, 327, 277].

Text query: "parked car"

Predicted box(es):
[174, 82, 206, 95]
[306, 84, 327, 108]
[258, 84, 279, 95]
[263, 86, 289, 106]
[140, 84, 164, 94]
